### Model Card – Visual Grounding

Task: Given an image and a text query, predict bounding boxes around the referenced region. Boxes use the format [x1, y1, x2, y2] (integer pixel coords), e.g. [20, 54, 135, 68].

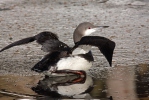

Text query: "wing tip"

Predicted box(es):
[0, 49, 3, 52]
[109, 41, 116, 67]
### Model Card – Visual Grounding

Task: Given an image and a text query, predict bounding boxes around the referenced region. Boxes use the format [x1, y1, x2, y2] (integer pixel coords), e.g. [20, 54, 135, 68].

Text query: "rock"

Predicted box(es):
[107, 0, 134, 5]
[130, 1, 146, 6]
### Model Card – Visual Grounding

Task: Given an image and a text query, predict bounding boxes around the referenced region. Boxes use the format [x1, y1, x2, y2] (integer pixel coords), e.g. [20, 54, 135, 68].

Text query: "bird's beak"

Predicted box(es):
[84, 25, 109, 36]
[93, 26, 109, 31]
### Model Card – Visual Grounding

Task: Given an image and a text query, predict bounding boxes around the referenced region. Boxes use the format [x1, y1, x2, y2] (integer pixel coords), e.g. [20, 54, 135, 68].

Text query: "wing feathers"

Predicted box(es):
[31, 52, 61, 72]
[72, 36, 116, 66]
[35, 31, 58, 44]
[0, 31, 70, 53]
[0, 36, 35, 52]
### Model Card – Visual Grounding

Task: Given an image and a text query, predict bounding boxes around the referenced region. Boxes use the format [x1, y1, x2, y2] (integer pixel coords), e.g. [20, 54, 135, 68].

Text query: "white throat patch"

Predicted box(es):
[84, 28, 96, 36]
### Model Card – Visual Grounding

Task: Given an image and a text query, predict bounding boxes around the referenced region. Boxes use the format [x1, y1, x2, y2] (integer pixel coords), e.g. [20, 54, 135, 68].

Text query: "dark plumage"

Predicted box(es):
[72, 36, 116, 66]
[0, 22, 116, 74]
[0, 31, 70, 53]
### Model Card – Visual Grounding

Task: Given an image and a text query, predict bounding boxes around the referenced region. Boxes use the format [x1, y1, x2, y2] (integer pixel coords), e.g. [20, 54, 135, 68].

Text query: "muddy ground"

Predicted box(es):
[0, 0, 149, 75]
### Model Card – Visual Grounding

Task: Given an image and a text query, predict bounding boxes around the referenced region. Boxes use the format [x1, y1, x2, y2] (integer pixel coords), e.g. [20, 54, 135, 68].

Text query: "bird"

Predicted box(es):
[0, 22, 115, 76]
[32, 74, 93, 98]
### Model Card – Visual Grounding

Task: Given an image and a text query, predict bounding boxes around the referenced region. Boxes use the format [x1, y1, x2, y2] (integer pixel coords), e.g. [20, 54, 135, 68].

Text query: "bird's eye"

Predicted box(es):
[88, 27, 91, 29]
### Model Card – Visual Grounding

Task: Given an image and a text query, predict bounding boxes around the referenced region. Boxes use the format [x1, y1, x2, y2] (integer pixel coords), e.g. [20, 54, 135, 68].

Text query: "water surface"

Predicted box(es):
[0, 64, 148, 100]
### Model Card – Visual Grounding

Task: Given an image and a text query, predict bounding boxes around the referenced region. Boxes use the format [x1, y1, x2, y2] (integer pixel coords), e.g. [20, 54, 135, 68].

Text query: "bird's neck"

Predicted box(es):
[72, 45, 92, 55]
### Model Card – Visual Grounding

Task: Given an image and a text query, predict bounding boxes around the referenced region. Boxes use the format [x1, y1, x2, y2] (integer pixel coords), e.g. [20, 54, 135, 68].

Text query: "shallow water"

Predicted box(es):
[0, 64, 148, 100]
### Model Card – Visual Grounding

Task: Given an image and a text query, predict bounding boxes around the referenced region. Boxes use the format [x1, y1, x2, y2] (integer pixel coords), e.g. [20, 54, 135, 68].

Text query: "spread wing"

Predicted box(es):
[31, 52, 60, 72]
[0, 31, 71, 72]
[72, 36, 116, 66]
[0, 31, 71, 53]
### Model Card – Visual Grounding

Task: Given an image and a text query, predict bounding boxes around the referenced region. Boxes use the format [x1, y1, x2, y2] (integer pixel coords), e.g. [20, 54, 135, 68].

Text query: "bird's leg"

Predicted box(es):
[71, 76, 86, 83]
[55, 70, 86, 77]
[53, 70, 86, 84]
[70, 70, 86, 77]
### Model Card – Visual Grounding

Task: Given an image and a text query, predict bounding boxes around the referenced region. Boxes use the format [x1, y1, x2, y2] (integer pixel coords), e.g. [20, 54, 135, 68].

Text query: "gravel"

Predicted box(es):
[0, 0, 149, 75]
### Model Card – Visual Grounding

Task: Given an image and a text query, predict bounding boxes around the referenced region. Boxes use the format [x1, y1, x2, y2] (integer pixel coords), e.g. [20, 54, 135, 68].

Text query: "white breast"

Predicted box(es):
[56, 56, 92, 71]
[57, 76, 93, 97]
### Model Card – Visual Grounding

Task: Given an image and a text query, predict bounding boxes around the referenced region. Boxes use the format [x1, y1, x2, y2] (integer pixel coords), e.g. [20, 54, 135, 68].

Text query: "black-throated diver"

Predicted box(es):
[0, 22, 115, 75]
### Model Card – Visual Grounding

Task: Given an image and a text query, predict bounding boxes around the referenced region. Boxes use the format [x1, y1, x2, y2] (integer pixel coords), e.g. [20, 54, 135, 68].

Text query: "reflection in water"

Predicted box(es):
[32, 74, 112, 100]
[0, 64, 149, 100]
[32, 75, 93, 99]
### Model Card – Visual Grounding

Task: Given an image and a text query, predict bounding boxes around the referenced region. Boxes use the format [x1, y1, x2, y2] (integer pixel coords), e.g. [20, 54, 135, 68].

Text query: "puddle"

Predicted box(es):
[0, 64, 149, 100]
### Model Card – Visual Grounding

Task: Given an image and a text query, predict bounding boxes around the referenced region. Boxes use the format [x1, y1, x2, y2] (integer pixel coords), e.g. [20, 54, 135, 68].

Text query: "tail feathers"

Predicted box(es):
[0, 36, 35, 52]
